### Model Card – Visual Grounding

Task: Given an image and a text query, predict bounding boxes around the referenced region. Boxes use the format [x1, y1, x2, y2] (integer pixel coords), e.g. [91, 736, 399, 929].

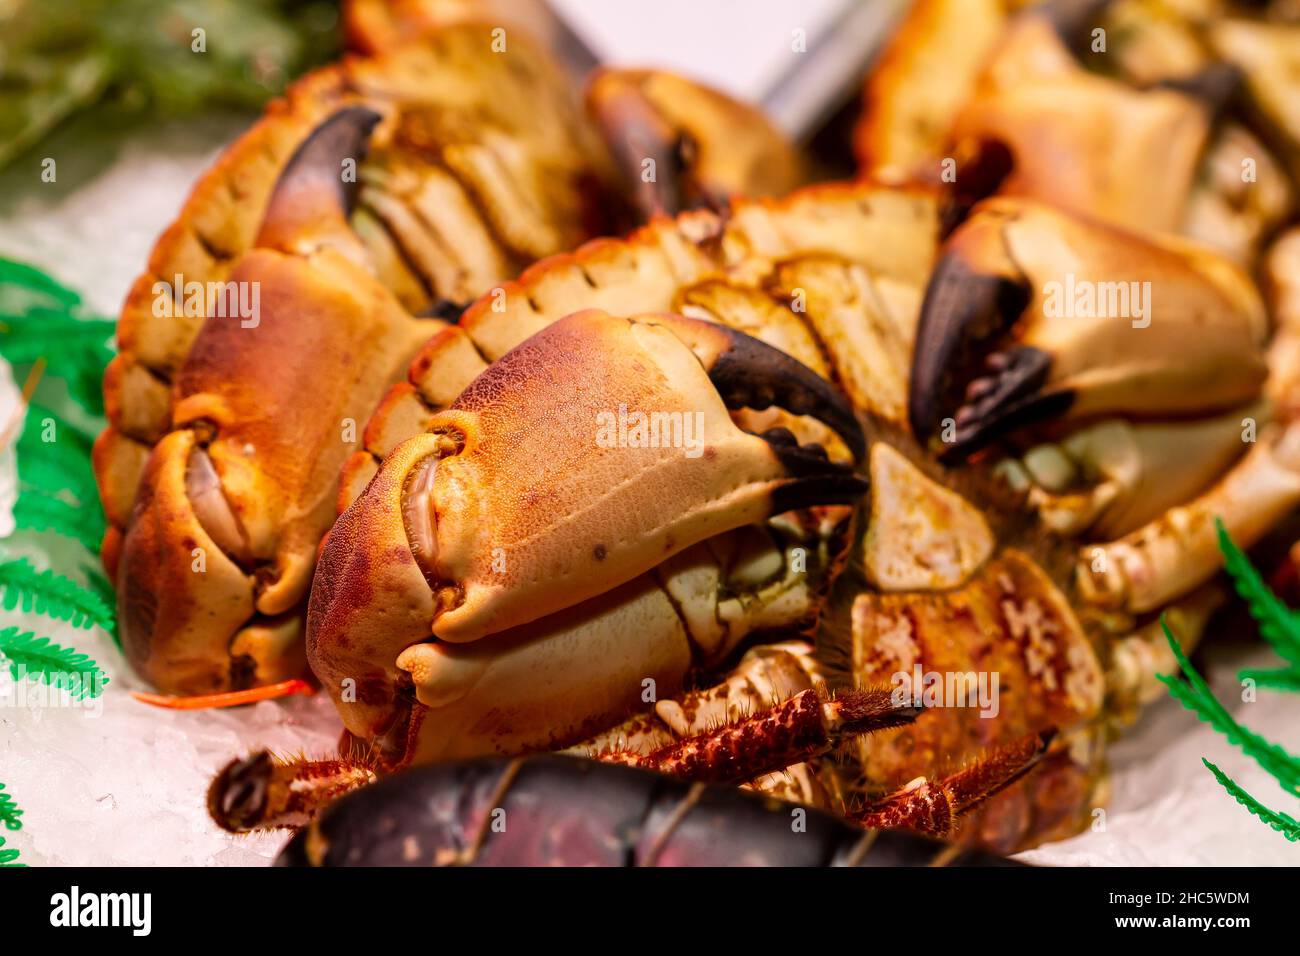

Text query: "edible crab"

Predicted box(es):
[94, 0, 1300, 858]
[204, 170, 1291, 853]
[93, 8, 800, 694]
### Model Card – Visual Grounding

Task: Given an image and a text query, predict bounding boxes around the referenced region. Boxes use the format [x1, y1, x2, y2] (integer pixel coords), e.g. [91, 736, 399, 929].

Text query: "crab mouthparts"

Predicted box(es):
[355, 676, 426, 773]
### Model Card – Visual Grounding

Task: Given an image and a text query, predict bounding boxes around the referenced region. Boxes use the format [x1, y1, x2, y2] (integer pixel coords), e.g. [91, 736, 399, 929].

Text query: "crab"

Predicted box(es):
[857, 0, 1297, 267]
[193, 143, 1300, 854]
[93, 7, 801, 694]
[97, 0, 1300, 859]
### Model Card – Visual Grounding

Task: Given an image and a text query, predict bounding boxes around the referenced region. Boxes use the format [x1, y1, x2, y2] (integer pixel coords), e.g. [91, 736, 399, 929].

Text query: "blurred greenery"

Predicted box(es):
[0, 0, 342, 170]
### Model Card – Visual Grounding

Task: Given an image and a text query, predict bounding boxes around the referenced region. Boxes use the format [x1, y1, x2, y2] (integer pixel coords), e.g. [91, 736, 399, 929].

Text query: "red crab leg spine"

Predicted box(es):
[605, 688, 920, 785]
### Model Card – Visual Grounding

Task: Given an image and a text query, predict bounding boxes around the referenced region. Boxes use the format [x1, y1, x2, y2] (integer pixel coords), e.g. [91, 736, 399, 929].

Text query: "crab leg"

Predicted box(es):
[854, 730, 1054, 838]
[602, 688, 920, 785]
[998, 402, 1266, 540]
[1077, 421, 1300, 614]
[209, 751, 377, 833]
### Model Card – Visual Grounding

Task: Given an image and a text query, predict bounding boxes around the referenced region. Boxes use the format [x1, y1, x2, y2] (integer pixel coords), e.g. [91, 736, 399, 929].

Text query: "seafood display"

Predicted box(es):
[71, 0, 1300, 862]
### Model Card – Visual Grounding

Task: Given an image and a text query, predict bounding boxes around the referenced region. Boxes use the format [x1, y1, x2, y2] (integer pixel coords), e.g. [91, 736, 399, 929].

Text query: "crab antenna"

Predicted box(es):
[131, 678, 315, 710]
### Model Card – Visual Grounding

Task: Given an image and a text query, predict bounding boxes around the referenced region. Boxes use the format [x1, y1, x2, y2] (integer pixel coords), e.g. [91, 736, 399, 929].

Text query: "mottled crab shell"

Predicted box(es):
[308, 181, 943, 765]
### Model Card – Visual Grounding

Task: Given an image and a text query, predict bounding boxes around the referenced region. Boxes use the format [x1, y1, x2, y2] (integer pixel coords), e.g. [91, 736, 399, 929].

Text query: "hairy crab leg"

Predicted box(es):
[854, 730, 1055, 838]
[275, 754, 1021, 867]
[601, 688, 920, 785]
[208, 751, 377, 833]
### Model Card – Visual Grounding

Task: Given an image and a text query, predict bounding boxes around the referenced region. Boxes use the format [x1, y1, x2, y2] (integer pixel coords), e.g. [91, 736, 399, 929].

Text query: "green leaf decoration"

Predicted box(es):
[0, 836, 23, 866]
[22, 400, 96, 445]
[0, 625, 107, 699]
[0, 318, 114, 366]
[0, 255, 115, 417]
[0, 559, 116, 633]
[0, 783, 23, 831]
[17, 450, 98, 510]
[1158, 618, 1300, 795]
[0, 0, 341, 173]
[16, 429, 98, 507]
[0, 259, 123, 867]
[12, 492, 105, 554]
[0, 260, 81, 309]
[1216, 517, 1300, 670]
[1203, 759, 1300, 842]
[1162, 524, 1300, 841]
[1239, 667, 1300, 693]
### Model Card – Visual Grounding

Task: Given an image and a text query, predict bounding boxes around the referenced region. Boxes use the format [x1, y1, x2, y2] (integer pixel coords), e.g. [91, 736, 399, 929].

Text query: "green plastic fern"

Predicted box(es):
[1160, 523, 1300, 842]
[0, 318, 115, 367]
[0, 256, 114, 416]
[0, 836, 22, 866]
[22, 400, 95, 445]
[0, 784, 23, 867]
[0, 783, 22, 831]
[0, 558, 116, 633]
[12, 492, 105, 554]
[1239, 667, 1300, 693]
[16, 421, 97, 503]
[0, 624, 108, 700]
[17, 450, 98, 510]
[0, 259, 123, 865]
[1216, 518, 1300, 672]
[0, 260, 81, 308]
[1203, 759, 1300, 841]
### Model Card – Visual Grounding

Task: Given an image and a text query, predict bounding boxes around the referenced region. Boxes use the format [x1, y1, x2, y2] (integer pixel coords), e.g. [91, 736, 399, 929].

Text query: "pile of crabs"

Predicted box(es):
[92, 0, 1300, 865]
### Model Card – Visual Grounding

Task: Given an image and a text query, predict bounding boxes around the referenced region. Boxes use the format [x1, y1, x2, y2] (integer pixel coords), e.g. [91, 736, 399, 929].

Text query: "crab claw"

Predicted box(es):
[909, 198, 1268, 461]
[391, 310, 864, 645]
[585, 69, 802, 218]
[307, 309, 865, 763]
[114, 104, 428, 694]
[256, 104, 383, 260]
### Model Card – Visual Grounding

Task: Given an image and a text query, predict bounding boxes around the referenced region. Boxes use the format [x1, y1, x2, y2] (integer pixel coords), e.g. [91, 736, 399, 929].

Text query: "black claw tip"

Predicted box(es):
[208, 750, 273, 833]
[704, 327, 867, 463]
[1152, 63, 1243, 120]
[909, 253, 1032, 451]
[257, 105, 383, 248]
